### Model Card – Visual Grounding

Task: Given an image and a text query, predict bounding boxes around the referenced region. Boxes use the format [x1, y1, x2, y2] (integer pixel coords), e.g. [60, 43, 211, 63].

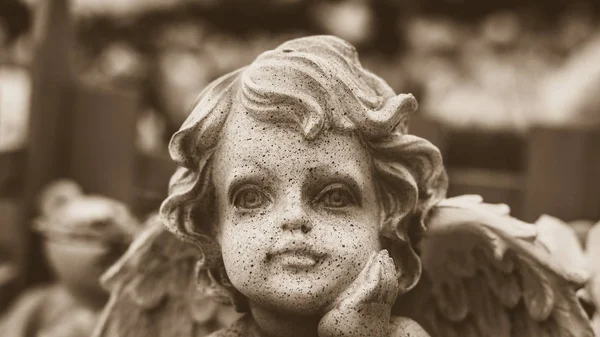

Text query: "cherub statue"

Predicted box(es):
[0, 180, 142, 337]
[93, 36, 593, 337]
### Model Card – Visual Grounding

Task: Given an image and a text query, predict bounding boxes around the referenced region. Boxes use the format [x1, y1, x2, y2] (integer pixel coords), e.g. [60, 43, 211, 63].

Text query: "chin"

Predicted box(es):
[261, 293, 328, 316]
[257, 275, 339, 315]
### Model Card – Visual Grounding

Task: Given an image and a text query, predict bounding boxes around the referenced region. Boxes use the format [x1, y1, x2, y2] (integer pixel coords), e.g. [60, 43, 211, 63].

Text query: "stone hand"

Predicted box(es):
[318, 250, 398, 337]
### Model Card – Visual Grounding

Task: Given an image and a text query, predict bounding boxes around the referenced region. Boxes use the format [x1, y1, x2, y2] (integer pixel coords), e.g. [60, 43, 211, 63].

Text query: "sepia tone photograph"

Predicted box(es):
[0, 0, 599, 336]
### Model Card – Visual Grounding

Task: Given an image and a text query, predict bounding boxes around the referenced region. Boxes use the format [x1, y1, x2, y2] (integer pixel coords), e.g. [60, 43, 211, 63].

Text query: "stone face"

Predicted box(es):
[213, 108, 383, 315]
[160, 35, 446, 337]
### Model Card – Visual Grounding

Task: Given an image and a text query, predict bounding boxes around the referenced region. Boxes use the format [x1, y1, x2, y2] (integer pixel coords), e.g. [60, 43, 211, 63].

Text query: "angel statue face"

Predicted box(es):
[212, 108, 383, 313]
[160, 35, 447, 333]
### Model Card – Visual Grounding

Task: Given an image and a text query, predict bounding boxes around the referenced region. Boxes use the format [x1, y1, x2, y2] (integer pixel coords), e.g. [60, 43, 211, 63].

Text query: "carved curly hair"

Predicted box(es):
[159, 35, 448, 311]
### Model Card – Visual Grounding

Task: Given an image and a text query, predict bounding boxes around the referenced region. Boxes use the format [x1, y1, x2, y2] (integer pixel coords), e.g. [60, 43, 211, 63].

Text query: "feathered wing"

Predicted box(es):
[91, 215, 236, 337]
[397, 195, 594, 337]
[533, 215, 588, 277]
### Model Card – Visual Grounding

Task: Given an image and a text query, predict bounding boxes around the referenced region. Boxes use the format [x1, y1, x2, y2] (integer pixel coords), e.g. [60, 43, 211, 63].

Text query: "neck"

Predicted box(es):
[249, 302, 320, 337]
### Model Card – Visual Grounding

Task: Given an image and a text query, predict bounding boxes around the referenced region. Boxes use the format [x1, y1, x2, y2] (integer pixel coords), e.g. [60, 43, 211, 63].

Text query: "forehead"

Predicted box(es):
[213, 110, 373, 178]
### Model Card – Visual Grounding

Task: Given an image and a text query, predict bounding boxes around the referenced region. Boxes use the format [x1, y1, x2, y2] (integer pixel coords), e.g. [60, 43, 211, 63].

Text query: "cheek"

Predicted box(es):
[316, 210, 381, 246]
[315, 214, 381, 265]
[219, 215, 274, 279]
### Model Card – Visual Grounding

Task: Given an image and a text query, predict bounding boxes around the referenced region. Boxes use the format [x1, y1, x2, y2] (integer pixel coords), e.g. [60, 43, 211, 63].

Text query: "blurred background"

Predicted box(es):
[1, 0, 600, 315]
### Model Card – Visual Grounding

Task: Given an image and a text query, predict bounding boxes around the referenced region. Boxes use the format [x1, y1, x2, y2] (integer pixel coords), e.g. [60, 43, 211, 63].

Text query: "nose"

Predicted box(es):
[279, 202, 312, 234]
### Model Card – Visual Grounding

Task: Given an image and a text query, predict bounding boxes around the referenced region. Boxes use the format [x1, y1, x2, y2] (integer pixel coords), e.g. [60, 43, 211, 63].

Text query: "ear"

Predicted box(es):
[386, 237, 422, 295]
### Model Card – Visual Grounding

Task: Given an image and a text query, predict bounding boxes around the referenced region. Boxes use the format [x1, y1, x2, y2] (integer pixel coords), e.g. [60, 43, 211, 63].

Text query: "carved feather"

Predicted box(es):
[91, 215, 238, 337]
[397, 196, 594, 337]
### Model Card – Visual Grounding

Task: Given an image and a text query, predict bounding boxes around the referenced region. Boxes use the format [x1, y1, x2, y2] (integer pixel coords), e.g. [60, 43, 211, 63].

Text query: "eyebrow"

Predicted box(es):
[225, 163, 276, 200]
[306, 164, 366, 203]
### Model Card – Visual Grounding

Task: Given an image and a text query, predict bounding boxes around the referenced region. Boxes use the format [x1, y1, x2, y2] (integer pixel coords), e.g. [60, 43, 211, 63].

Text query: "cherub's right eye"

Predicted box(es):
[233, 187, 269, 210]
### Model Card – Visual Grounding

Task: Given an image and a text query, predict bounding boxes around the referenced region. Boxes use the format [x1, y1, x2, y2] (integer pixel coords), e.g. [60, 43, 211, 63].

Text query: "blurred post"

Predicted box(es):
[524, 127, 600, 222]
[22, 0, 141, 285]
[69, 85, 139, 205]
[22, 0, 74, 284]
[24, 0, 73, 210]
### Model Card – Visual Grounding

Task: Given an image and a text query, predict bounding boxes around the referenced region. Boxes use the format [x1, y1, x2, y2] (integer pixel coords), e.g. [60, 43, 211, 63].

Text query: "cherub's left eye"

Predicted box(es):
[315, 184, 356, 209]
[233, 187, 269, 210]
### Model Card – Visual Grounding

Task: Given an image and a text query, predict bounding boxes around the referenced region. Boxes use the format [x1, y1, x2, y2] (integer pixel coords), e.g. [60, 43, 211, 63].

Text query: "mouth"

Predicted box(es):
[267, 242, 327, 270]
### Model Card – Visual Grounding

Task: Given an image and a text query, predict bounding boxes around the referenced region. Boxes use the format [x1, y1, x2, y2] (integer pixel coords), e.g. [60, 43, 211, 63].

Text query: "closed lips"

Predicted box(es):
[267, 242, 327, 266]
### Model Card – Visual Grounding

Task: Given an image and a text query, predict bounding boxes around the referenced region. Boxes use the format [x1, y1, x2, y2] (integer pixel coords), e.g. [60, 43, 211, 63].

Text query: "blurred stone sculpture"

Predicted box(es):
[0, 180, 142, 337]
[94, 35, 593, 337]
